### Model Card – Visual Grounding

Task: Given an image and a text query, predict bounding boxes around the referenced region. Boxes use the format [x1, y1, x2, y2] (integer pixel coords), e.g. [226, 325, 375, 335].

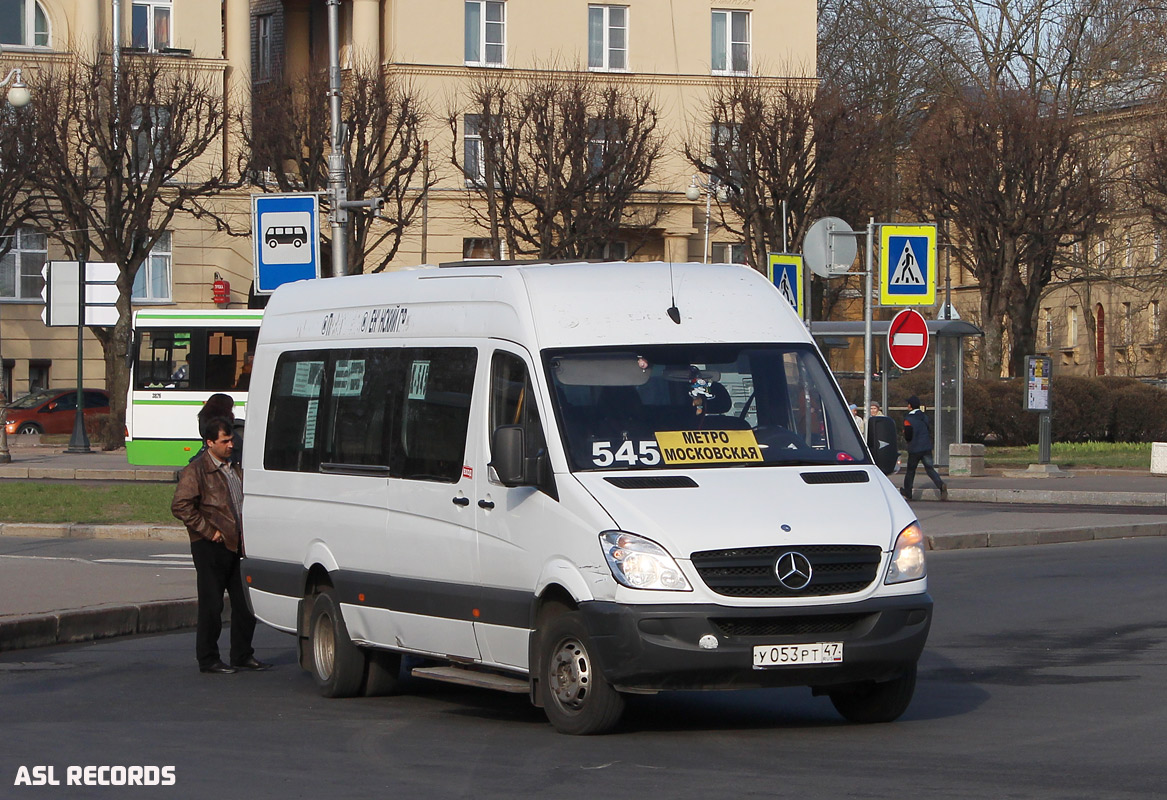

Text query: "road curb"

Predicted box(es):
[904, 487, 1167, 506]
[927, 520, 1167, 551]
[0, 599, 197, 652]
[0, 465, 179, 482]
[0, 522, 187, 541]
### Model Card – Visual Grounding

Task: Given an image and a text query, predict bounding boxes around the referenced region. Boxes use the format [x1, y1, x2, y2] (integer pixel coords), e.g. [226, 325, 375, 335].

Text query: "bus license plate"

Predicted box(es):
[753, 642, 843, 668]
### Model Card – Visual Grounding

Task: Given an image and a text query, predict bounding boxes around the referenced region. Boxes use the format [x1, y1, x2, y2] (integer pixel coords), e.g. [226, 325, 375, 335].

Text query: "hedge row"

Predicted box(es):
[842, 374, 1167, 445]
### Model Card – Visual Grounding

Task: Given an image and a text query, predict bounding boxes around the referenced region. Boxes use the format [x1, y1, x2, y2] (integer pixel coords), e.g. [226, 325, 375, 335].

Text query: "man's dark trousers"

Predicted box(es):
[903, 451, 944, 495]
[190, 538, 256, 668]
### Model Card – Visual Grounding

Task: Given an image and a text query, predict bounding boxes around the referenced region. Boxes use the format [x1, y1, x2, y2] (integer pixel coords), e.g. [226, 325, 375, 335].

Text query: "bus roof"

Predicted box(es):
[258, 261, 808, 350]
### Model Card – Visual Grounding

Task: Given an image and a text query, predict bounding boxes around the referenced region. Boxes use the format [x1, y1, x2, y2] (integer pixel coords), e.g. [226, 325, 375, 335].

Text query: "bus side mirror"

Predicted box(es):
[490, 425, 528, 486]
[867, 416, 899, 475]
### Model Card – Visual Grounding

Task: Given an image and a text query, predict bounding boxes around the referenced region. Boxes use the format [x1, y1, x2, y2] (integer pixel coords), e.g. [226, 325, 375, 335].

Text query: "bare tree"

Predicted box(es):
[683, 76, 817, 273]
[682, 76, 892, 318]
[247, 60, 431, 274]
[833, 0, 1164, 375]
[0, 98, 35, 259]
[25, 54, 237, 448]
[909, 90, 1104, 376]
[449, 70, 665, 260]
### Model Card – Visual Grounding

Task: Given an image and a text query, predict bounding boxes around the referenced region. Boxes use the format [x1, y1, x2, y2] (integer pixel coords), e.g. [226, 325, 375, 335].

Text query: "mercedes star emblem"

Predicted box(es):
[774, 551, 813, 591]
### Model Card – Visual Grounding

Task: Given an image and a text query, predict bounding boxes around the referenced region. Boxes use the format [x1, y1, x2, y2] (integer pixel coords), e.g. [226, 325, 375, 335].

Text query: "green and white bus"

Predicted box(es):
[126, 309, 263, 465]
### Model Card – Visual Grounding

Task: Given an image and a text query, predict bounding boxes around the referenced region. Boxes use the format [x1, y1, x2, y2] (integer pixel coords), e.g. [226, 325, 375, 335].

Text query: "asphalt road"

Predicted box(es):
[2, 536, 1164, 798]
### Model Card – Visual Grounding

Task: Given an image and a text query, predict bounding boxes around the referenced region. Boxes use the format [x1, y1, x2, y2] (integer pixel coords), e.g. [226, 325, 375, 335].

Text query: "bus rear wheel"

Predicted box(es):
[308, 588, 365, 698]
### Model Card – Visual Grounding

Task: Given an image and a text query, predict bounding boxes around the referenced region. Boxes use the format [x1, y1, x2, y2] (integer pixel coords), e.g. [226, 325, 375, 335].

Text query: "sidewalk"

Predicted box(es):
[1, 441, 1164, 653]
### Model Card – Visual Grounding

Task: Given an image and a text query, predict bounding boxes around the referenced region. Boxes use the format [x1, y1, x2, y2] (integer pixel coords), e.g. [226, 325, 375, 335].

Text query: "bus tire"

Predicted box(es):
[537, 609, 625, 735]
[308, 588, 365, 698]
[363, 649, 404, 697]
[828, 664, 917, 724]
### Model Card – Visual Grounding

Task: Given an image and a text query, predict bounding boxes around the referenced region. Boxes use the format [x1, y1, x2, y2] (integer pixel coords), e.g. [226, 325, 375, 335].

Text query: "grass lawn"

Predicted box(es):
[983, 441, 1152, 469]
[0, 482, 178, 524]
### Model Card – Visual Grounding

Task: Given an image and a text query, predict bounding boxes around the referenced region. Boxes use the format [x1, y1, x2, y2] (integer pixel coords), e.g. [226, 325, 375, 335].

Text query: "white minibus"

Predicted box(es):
[242, 261, 930, 734]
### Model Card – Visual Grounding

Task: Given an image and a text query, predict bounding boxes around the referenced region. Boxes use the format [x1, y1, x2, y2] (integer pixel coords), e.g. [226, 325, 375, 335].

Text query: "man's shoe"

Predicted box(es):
[199, 661, 236, 675]
[232, 657, 272, 671]
[940, 484, 949, 501]
[901, 488, 912, 500]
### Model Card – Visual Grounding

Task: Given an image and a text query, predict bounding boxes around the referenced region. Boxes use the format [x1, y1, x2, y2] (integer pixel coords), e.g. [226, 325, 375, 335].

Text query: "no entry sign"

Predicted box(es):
[887, 308, 929, 371]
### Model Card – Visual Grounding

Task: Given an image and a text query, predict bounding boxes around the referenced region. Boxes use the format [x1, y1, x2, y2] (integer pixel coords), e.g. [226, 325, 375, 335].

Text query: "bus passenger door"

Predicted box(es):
[379, 347, 483, 661]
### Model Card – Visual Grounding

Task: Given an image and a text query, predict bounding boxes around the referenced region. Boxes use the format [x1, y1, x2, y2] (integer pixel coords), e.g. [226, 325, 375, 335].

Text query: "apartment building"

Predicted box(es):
[252, 0, 816, 265]
[0, 0, 254, 401]
[0, 0, 816, 401]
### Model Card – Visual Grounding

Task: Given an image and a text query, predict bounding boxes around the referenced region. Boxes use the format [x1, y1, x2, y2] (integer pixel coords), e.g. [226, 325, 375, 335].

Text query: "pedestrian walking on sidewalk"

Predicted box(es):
[901, 395, 947, 501]
[171, 416, 270, 675]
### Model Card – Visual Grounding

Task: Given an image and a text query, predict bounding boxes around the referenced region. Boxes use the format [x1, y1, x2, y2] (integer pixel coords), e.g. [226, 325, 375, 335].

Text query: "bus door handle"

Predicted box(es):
[452, 496, 470, 507]
[478, 499, 495, 510]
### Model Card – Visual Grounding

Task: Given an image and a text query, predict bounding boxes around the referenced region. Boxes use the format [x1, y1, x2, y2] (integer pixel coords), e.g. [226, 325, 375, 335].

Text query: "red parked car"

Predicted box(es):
[3, 388, 111, 436]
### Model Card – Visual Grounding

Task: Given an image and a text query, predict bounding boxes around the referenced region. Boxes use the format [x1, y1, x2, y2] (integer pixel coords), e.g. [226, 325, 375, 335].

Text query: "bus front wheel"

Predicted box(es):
[537, 607, 625, 735]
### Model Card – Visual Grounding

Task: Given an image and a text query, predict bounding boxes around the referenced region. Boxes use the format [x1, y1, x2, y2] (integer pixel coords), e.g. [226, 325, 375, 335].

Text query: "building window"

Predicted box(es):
[1122, 302, 1133, 344]
[463, 114, 485, 185]
[465, 0, 505, 66]
[710, 121, 744, 183]
[587, 117, 624, 180]
[0, 0, 49, 47]
[131, 105, 171, 178]
[711, 10, 749, 74]
[1067, 306, 1077, 347]
[588, 5, 627, 71]
[1156, 230, 1163, 261]
[1124, 230, 1133, 270]
[0, 358, 11, 403]
[0, 228, 46, 300]
[132, 0, 171, 51]
[463, 238, 494, 260]
[28, 359, 49, 393]
[599, 241, 627, 260]
[1151, 300, 1160, 340]
[255, 14, 273, 81]
[132, 232, 172, 302]
[713, 243, 748, 264]
[1042, 307, 1053, 347]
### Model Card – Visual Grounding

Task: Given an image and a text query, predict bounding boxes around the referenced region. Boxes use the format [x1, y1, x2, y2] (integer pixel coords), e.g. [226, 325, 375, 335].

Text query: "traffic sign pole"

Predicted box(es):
[66, 259, 92, 454]
[864, 218, 874, 430]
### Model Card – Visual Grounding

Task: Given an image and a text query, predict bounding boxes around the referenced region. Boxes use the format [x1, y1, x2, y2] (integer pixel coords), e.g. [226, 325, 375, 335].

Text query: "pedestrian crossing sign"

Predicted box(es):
[768, 253, 804, 319]
[879, 224, 936, 306]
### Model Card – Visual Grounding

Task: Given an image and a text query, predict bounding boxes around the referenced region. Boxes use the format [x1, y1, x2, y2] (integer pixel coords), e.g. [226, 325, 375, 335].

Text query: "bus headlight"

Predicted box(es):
[600, 531, 692, 591]
[885, 522, 927, 584]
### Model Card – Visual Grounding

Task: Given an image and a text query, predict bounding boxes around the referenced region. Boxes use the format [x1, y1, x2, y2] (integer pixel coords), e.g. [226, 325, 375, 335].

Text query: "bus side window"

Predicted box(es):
[394, 348, 476, 483]
[264, 353, 325, 473]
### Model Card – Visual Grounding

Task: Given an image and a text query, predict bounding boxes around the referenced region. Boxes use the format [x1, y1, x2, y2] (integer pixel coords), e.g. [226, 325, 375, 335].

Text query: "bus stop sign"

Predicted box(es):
[887, 308, 929, 371]
[252, 193, 320, 294]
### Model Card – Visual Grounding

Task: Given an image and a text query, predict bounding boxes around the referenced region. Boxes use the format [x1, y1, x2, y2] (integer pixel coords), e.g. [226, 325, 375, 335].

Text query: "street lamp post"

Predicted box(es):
[686, 175, 727, 264]
[0, 56, 31, 463]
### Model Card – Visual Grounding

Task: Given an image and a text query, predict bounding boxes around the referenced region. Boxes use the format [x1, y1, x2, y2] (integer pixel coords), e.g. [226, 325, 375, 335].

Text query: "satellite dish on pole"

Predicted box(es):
[803, 216, 858, 278]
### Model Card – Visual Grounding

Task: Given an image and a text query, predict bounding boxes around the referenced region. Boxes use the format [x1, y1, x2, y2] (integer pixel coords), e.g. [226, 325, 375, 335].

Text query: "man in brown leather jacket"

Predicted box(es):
[172, 416, 270, 674]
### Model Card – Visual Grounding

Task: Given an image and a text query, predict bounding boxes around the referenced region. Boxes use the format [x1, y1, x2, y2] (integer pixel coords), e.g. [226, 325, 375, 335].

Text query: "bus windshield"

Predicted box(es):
[544, 343, 868, 472]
